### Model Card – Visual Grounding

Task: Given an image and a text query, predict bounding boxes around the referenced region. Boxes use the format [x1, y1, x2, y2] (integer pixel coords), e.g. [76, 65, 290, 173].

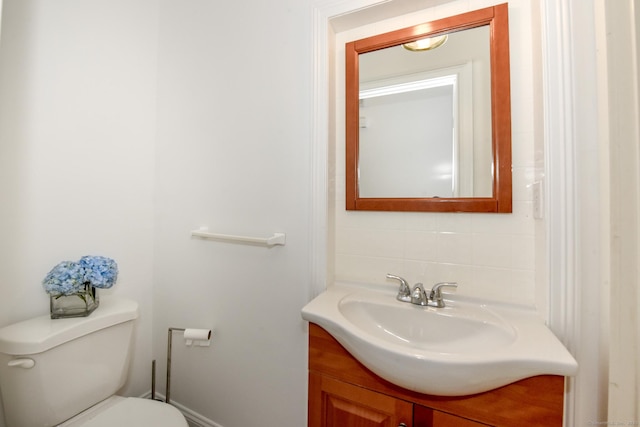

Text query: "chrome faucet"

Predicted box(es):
[386, 274, 458, 308]
[386, 274, 411, 302]
[427, 282, 458, 308]
[410, 283, 428, 306]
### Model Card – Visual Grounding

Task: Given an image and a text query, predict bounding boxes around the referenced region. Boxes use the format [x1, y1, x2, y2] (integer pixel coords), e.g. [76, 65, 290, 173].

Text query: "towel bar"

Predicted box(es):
[190, 229, 286, 246]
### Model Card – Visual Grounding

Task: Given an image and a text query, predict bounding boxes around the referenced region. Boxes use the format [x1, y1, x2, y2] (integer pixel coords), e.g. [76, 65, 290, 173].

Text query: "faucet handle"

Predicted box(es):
[428, 282, 458, 308]
[386, 274, 411, 302]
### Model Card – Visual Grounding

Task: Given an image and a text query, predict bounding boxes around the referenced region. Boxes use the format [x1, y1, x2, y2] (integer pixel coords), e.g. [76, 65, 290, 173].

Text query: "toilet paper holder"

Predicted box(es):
[162, 327, 212, 404]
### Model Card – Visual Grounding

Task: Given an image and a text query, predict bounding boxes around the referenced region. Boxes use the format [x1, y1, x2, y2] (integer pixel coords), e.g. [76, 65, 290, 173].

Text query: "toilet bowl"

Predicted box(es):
[59, 396, 188, 427]
[0, 297, 188, 427]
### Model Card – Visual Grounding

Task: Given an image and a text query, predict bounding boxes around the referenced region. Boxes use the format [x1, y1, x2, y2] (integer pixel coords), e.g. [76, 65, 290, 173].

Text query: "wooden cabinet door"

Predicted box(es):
[309, 372, 413, 427]
[414, 405, 492, 427]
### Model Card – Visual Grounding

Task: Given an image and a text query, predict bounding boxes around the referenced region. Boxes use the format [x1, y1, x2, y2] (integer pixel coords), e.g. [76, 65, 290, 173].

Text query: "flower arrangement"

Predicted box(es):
[42, 255, 118, 296]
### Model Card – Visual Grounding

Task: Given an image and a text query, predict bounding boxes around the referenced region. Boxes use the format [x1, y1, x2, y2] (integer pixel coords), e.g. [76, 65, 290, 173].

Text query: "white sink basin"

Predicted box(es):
[302, 283, 578, 396]
[338, 295, 516, 353]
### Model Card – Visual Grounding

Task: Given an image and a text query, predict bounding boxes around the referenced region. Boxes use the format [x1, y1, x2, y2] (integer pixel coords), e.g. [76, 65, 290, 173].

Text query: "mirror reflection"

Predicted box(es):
[358, 25, 492, 198]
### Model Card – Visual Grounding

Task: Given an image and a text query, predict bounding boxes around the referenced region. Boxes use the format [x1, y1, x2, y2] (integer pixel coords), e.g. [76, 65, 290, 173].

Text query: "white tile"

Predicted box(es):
[403, 260, 441, 286]
[430, 263, 475, 291]
[471, 233, 513, 268]
[436, 232, 473, 265]
[402, 212, 439, 232]
[512, 166, 535, 202]
[335, 227, 404, 258]
[435, 212, 473, 233]
[512, 131, 535, 169]
[510, 269, 536, 297]
[335, 209, 405, 230]
[465, 267, 515, 301]
[403, 231, 438, 262]
[470, 201, 534, 235]
[511, 235, 535, 270]
[335, 254, 403, 285]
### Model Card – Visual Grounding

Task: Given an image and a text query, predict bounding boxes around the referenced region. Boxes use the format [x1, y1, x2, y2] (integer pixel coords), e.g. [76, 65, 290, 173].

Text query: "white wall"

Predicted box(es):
[331, 0, 542, 309]
[605, 0, 640, 420]
[0, 1, 312, 426]
[152, 1, 311, 426]
[0, 0, 158, 425]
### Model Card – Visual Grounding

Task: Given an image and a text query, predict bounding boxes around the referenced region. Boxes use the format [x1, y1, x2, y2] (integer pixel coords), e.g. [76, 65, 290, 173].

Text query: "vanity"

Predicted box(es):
[302, 283, 577, 427]
[309, 324, 564, 427]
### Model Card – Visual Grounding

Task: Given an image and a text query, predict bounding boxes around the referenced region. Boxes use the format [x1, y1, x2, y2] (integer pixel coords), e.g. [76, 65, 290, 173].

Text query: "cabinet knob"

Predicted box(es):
[398, 423, 408, 427]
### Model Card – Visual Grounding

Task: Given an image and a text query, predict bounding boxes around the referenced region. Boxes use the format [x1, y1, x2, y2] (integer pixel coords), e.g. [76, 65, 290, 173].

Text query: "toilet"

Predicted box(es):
[0, 297, 188, 427]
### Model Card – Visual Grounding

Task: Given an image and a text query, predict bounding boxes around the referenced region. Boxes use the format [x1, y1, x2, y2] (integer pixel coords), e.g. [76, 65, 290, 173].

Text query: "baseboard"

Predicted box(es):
[139, 391, 223, 427]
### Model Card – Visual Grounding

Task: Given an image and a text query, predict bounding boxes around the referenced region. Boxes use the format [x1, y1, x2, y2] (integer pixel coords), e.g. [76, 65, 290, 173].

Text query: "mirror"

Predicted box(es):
[345, 4, 512, 213]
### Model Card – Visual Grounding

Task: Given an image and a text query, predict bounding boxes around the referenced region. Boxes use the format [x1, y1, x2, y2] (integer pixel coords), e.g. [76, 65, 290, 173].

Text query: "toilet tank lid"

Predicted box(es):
[0, 297, 139, 355]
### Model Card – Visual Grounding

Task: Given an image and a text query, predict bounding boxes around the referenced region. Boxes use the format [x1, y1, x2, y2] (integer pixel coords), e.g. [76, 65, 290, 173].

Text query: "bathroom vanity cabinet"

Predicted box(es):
[308, 324, 565, 427]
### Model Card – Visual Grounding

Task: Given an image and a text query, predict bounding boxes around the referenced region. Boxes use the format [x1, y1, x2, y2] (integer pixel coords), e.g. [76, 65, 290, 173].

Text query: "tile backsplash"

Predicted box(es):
[333, 201, 536, 306]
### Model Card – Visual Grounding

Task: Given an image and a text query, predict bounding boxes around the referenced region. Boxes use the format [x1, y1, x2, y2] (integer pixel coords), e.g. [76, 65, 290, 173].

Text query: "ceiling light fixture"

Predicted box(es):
[403, 34, 448, 52]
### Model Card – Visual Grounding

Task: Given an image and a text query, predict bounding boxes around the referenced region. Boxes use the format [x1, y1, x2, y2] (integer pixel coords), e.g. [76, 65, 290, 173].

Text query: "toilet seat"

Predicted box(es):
[58, 396, 188, 427]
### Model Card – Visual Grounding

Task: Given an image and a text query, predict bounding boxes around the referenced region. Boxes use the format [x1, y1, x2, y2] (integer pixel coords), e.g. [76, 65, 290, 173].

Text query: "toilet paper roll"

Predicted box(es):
[183, 329, 212, 347]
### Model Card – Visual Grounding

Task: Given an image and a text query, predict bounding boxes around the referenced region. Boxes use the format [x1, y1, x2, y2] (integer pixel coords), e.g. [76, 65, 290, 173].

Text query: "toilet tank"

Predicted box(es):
[0, 297, 139, 427]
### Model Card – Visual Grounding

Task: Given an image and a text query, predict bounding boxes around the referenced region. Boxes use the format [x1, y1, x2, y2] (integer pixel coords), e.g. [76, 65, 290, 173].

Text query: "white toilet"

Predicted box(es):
[0, 297, 188, 427]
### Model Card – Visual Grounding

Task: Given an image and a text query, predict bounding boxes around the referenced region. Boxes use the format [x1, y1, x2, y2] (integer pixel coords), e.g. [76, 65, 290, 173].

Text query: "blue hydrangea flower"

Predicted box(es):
[42, 261, 86, 296]
[79, 256, 118, 289]
[42, 256, 119, 295]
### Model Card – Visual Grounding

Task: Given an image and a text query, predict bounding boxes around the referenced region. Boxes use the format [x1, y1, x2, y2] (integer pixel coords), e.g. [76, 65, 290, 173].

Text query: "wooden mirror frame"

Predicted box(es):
[345, 4, 512, 213]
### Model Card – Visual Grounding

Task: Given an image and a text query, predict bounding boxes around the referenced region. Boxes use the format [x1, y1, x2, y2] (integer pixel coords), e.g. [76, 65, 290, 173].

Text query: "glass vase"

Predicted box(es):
[50, 284, 99, 319]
